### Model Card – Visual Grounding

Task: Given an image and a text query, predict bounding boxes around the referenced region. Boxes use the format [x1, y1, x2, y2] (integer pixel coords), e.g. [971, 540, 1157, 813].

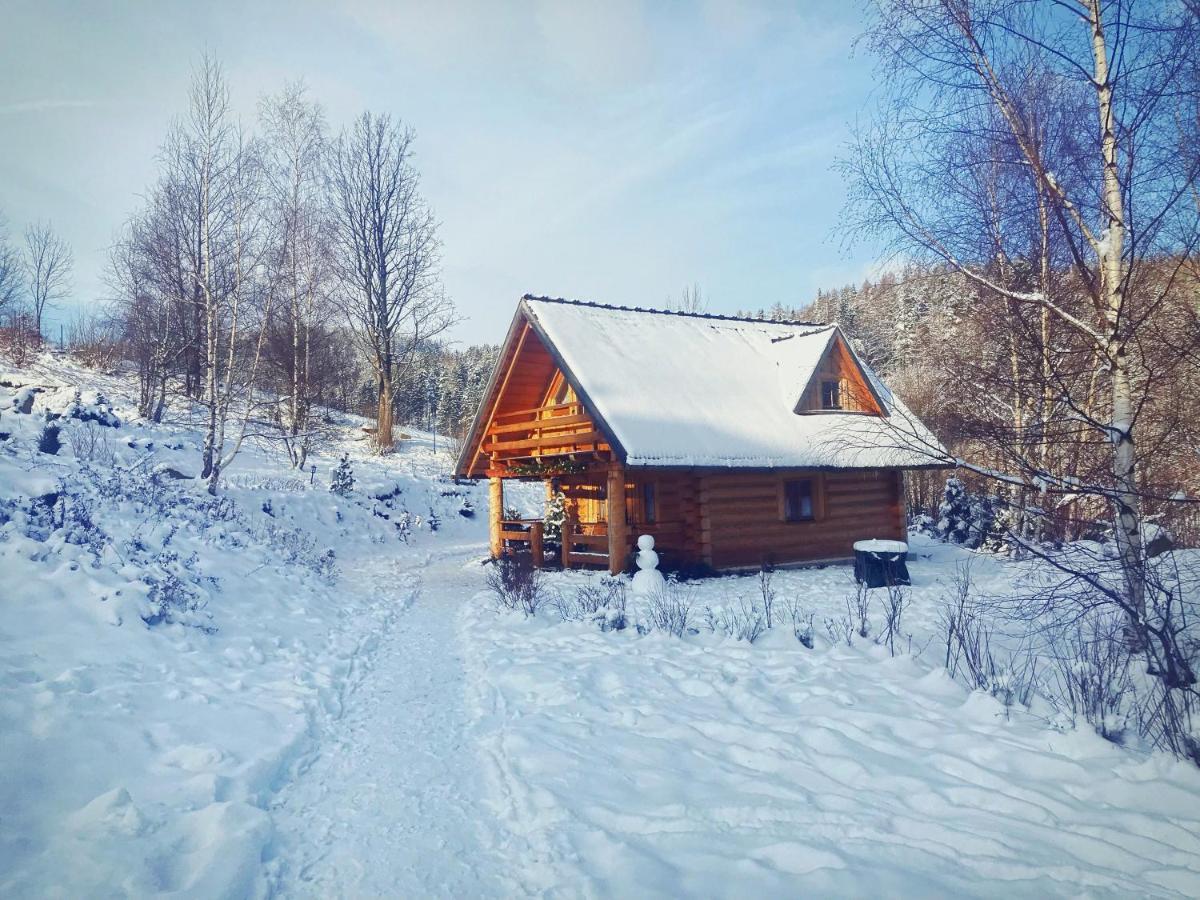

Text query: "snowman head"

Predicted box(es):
[637, 534, 655, 552]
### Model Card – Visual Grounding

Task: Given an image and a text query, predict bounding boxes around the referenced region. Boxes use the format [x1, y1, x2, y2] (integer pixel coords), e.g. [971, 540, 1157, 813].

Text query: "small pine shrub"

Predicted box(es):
[936, 476, 997, 550]
[936, 476, 972, 544]
[38, 423, 62, 455]
[330, 454, 355, 497]
[543, 491, 567, 541]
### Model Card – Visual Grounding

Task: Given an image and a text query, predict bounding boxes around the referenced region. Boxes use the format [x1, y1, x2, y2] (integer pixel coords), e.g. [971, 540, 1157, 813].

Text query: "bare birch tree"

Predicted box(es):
[330, 112, 452, 452]
[23, 220, 73, 338]
[141, 56, 275, 492]
[108, 189, 196, 423]
[259, 82, 332, 468]
[842, 0, 1200, 758]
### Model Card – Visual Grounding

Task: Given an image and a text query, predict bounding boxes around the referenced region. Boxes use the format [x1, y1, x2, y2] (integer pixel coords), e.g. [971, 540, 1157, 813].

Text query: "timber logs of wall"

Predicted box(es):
[554, 470, 702, 572]
[699, 469, 905, 570]
[549, 468, 901, 572]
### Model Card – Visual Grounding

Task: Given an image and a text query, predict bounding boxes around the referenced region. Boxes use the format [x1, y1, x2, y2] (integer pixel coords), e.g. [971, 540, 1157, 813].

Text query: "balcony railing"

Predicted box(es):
[486, 401, 606, 462]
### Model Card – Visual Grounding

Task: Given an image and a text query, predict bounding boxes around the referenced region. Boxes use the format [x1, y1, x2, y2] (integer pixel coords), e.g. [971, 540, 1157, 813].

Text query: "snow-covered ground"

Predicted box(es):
[465, 547, 1200, 896]
[3, 352, 1200, 898]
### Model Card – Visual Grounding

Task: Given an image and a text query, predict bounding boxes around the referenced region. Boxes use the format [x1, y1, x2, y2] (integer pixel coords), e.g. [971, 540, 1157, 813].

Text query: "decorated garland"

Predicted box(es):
[506, 458, 588, 478]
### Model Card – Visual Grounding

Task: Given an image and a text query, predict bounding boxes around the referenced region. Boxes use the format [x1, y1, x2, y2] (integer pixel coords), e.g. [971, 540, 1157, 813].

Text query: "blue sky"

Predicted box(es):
[0, 0, 881, 345]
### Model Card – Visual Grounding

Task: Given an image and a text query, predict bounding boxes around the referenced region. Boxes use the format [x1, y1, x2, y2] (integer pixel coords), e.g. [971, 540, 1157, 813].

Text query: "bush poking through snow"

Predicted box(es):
[485, 552, 549, 617]
[848, 580, 872, 639]
[66, 421, 115, 466]
[877, 583, 910, 657]
[705, 597, 767, 644]
[783, 596, 815, 648]
[37, 423, 62, 455]
[825, 614, 855, 648]
[758, 564, 776, 630]
[640, 579, 695, 638]
[938, 563, 1038, 708]
[555, 577, 628, 631]
[330, 454, 355, 496]
[1047, 614, 1135, 742]
[140, 550, 215, 632]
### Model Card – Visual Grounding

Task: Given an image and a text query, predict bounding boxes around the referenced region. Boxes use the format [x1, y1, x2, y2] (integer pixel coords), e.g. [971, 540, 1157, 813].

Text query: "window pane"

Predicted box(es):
[785, 479, 814, 521]
[643, 483, 657, 523]
[822, 380, 840, 409]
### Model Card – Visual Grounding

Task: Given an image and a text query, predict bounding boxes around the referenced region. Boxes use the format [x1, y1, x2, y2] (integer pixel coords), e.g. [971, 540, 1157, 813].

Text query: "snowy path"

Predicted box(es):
[266, 543, 518, 898]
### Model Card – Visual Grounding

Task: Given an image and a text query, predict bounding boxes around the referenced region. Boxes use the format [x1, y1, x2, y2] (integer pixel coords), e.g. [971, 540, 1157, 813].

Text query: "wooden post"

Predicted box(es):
[489, 476, 503, 559]
[607, 462, 627, 575]
[896, 470, 909, 540]
[562, 514, 574, 569]
[530, 521, 544, 568]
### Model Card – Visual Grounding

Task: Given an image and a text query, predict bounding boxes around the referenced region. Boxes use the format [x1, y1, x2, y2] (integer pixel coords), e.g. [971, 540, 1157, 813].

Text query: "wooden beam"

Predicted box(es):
[487, 429, 606, 454]
[530, 521, 544, 568]
[489, 476, 503, 558]
[487, 412, 594, 436]
[607, 462, 627, 576]
[492, 399, 581, 424]
[562, 514, 574, 569]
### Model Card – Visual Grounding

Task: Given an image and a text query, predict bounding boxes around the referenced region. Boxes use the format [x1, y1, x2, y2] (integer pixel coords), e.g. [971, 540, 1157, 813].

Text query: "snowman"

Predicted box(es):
[630, 534, 666, 598]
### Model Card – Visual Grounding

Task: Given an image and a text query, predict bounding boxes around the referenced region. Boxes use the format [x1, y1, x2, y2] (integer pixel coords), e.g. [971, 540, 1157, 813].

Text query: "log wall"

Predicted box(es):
[557, 467, 905, 571]
[698, 468, 904, 570]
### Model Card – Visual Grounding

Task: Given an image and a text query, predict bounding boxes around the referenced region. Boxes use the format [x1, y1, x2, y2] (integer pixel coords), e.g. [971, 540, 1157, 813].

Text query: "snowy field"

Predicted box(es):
[3, 352, 1200, 898]
[465, 547, 1200, 896]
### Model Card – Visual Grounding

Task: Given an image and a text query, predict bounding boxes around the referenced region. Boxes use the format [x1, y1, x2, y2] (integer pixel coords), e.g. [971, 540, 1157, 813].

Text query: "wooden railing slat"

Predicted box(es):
[493, 400, 582, 423]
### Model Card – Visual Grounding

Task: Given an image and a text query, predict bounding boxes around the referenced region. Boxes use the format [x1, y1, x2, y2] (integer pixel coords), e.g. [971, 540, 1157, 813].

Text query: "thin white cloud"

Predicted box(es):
[532, 0, 652, 90]
[0, 99, 100, 115]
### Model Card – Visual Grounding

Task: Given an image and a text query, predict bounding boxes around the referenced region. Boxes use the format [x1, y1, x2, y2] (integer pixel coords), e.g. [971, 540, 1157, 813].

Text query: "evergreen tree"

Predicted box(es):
[544, 490, 567, 541]
[330, 454, 354, 497]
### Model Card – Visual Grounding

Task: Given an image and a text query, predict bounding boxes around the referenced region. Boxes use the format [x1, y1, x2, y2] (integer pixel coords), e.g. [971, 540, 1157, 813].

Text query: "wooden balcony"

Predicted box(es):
[485, 401, 609, 468]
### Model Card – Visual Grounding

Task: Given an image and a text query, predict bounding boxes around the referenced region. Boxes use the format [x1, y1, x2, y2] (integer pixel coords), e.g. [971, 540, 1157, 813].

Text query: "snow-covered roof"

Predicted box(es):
[508, 297, 947, 470]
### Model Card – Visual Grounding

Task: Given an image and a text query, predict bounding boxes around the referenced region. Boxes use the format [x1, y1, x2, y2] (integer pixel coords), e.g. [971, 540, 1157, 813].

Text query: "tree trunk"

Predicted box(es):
[376, 373, 394, 452]
[1087, 0, 1146, 645]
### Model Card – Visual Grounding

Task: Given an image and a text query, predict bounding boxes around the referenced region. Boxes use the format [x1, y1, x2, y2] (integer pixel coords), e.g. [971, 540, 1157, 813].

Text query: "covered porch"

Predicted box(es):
[483, 397, 632, 575]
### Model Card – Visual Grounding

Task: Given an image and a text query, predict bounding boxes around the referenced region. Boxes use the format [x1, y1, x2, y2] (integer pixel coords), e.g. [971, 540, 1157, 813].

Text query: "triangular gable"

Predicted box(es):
[454, 303, 623, 478]
[769, 325, 837, 412]
[792, 328, 887, 416]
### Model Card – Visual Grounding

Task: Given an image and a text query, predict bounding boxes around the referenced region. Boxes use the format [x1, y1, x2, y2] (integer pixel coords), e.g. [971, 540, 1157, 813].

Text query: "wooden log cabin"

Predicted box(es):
[455, 296, 947, 575]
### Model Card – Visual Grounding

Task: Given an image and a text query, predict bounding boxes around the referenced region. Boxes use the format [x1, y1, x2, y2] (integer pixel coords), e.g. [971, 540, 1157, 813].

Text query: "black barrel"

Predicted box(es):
[853, 540, 911, 588]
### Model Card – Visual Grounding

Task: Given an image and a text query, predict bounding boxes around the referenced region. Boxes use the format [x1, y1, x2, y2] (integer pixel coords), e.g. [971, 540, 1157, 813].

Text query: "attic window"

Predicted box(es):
[821, 380, 842, 410]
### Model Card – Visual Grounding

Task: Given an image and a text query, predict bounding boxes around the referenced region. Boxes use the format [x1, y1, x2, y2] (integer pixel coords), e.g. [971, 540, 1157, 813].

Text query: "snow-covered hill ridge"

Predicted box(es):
[0, 353, 507, 897]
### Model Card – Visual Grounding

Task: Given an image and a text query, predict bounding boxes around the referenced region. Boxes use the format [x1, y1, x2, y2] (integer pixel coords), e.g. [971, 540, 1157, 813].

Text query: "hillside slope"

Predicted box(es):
[0, 353, 517, 897]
